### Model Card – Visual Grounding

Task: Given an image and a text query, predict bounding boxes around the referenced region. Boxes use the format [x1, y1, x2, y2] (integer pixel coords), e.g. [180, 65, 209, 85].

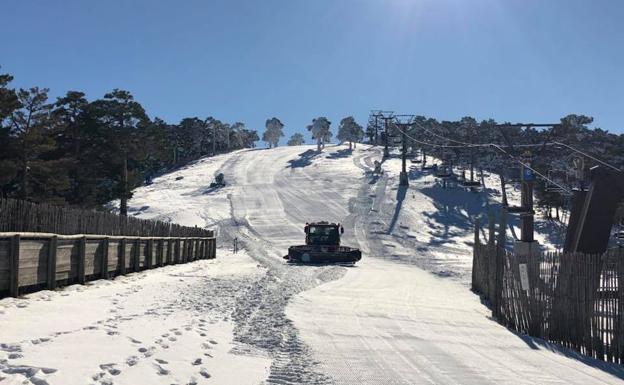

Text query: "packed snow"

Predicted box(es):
[2, 144, 623, 384]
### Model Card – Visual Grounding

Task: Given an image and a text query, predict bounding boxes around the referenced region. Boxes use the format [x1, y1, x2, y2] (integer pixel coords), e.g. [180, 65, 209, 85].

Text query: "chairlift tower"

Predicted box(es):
[394, 115, 414, 187]
[379, 111, 394, 159]
[519, 150, 535, 243]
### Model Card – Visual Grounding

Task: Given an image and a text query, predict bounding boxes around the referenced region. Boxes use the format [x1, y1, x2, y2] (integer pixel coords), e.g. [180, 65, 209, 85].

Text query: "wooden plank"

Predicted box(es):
[77, 236, 86, 284]
[9, 234, 20, 297]
[83, 239, 100, 277]
[0, 239, 11, 291]
[47, 236, 57, 289]
[17, 239, 48, 287]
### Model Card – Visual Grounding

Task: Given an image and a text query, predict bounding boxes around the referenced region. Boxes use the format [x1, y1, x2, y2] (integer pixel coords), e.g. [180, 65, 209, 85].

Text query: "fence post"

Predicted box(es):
[47, 236, 58, 290]
[146, 238, 153, 269]
[77, 236, 86, 284]
[493, 209, 508, 319]
[119, 238, 126, 275]
[488, 211, 496, 246]
[9, 234, 20, 297]
[157, 239, 164, 267]
[134, 239, 140, 271]
[472, 217, 480, 292]
[101, 237, 109, 279]
[166, 239, 172, 265]
[175, 239, 181, 264]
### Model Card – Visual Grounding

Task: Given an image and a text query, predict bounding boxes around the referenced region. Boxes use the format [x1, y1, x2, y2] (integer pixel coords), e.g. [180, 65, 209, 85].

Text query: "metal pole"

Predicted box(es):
[400, 124, 409, 186]
[520, 151, 535, 242]
[383, 117, 390, 159]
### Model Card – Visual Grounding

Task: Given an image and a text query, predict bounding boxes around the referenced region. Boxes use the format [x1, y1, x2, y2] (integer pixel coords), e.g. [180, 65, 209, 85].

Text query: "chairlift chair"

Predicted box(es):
[434, 162, 453, 179]
[545, 169, 569, 193]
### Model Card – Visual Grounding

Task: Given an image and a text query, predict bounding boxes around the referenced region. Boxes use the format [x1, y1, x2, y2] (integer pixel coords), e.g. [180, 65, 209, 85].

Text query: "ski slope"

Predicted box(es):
[2, 144, 622, 384]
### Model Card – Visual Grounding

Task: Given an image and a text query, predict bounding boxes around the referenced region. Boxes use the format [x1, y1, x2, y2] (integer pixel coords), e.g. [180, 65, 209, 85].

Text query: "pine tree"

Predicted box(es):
[337, 116, 364, 150]
[307, 117, 331, 152]
[263, 118, 284, 148]
[287, 133, 305, 146]
[91, 89, 149, 216]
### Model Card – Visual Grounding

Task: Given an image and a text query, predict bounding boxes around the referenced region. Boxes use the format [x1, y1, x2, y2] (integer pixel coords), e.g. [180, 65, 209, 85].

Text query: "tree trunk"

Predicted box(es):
[349, 141, 352, 150]
[212, 126, 217, 156]
[317, 138, 321, 152]
[120, 153, 129, 216]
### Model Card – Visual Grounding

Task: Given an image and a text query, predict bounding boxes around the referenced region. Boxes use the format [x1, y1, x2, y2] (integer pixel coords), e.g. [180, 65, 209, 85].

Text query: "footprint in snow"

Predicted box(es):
[99, 363, 121, 376]
[199, 367, 211, 378]
[154, 358, 168, 365]
[153, 363, 170, 375]
[125, 356, 139, 367]
[191, 358, 202, 366]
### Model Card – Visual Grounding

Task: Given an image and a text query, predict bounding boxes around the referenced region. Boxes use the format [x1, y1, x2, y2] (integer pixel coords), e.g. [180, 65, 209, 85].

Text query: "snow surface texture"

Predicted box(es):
[2, 144, 623, 384]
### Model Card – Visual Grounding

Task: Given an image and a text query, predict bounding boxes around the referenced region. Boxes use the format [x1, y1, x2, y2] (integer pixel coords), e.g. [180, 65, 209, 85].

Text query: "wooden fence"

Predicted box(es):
[0, 233, 217, 298]
[472, 222, 623, 364]
[0, 198, 212, 237]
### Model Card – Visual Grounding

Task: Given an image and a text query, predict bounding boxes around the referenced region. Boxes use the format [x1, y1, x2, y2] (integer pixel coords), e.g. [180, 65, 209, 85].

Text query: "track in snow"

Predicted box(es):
[126, 144, 624, 384]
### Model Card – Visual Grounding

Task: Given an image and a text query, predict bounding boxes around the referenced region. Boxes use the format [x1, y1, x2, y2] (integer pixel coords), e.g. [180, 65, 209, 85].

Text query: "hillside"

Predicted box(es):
[1, 145, 622, 385]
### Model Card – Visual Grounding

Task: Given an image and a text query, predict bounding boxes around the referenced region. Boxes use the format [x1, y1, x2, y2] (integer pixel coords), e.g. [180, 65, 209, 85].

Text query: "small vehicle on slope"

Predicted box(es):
[284, 221, 362, 264]
[210, 173, 226, 188]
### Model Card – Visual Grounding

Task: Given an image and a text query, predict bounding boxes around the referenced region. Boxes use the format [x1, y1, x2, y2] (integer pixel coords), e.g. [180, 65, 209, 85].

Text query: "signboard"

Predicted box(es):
[519, 264, 530, 291]
[523, 167, 534, 181]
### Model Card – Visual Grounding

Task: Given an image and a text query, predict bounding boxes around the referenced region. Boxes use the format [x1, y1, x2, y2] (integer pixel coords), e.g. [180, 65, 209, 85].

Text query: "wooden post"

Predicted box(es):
[175, 239, 181, 264]
[146, 238, 153, 269]
[134, 239, 140, 271]
[119, 238, 126, 275]
[211, 238, 216, 259]
[9, 234, 20, 297]
[157, 239, 164, 267]
[493, 209, 508, 318]
[47, 236, 58, 290]
[77, 236, 86, 284]
[497, 209, 508, 248]
[472, 217, 480, 292]
[488, 211, 496, 246]
[166, 239, 172, 265]
[101, 237, 109, 279]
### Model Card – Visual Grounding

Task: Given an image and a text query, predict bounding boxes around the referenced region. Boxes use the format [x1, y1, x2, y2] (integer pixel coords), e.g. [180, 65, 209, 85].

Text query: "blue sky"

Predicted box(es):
[2, 0, 623, 143]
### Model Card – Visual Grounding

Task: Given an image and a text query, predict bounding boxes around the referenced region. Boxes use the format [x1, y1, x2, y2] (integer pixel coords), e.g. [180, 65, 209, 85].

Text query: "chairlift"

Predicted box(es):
[545, 169, 569, 193]
[434, 162, 453, 179]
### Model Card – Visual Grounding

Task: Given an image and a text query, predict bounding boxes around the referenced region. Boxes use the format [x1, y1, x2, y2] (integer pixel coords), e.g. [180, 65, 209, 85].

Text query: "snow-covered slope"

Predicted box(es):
[2, 144, 622, 385]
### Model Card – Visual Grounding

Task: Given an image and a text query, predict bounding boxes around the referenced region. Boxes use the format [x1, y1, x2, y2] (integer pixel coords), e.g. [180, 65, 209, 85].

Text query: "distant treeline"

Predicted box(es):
[0, 68, 259, 214]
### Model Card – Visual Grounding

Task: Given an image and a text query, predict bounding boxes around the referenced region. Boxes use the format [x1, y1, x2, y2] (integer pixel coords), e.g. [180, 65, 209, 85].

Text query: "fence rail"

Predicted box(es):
[0, 233, 217, 298]
[0, 198, 212, 238]
[472, 225, 623, 364]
